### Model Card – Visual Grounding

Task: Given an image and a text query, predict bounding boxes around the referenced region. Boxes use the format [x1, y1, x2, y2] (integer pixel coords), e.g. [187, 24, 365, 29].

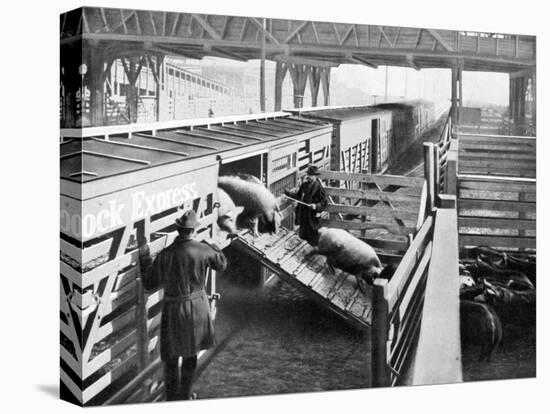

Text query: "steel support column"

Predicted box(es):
[320, 67, 331, 106]
[288, 64, 308, 109]
[121, 56, 145, 123]
[518, 76, 526, 125]
[274, 62, 288, 111]
[259, 18, 266, 112]
[508, 76, 515, 121]
[146, 54, 164, 121]
[88, 44, 107, 126]
[60, 42, 84, 128]
[308, 67, 321, 107]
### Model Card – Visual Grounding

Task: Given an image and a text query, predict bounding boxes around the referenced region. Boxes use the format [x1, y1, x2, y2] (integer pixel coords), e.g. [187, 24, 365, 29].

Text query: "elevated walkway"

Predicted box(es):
[233, 227, 380, 330]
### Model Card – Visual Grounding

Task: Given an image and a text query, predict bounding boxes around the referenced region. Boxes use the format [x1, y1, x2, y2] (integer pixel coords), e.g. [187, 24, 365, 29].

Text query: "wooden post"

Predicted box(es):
[361, 169, 368, 239]
[531, 73, 536, 130]
[135, 278, 149, 371]
[423, 143, 435, 213]
[372, 279, 391, 387]
[451, 65, 458, 126]
[445, 140, 458, 196]
[274, 62, 287, 111]
[432, 144, 440, 206]
[259, 18, 266, 113]
[457, 62, 463, 125]
[510, 78, 516, 123]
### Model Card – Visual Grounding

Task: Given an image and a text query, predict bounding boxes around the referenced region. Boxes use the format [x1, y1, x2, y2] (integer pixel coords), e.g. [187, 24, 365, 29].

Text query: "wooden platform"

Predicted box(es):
[233, 227, 378, 330]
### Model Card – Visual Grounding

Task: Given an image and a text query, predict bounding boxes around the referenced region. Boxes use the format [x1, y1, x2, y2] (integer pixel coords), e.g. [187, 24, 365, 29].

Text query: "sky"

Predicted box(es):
[198, 57, 511, 108]
[331, 64, 510, 107]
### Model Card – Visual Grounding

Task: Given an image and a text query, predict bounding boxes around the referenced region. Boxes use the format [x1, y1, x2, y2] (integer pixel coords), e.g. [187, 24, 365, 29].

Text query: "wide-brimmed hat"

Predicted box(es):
[306, 165, 320, 176]
[175, 210, 199, 229]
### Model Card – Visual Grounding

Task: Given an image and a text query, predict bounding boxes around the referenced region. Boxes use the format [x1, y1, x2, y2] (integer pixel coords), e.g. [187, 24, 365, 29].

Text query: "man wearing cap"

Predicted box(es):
[284, 165, 328, 246]
[139, 210, 227, 401]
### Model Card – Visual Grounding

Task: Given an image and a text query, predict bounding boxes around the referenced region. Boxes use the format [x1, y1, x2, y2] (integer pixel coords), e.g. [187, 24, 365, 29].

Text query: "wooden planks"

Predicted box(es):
[233, 229, 394, 329]
[319, 170, 425, 237]
[320, 170, 424, 188]
[457, 173, 536, 251]
[458, 132, 536, 178]
[412, 208, 461, 385]
[460, 234, 535, 249]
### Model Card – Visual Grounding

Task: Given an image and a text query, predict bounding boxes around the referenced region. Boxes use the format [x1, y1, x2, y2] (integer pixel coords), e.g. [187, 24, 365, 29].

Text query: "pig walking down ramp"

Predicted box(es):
[233, 227, 387, 330]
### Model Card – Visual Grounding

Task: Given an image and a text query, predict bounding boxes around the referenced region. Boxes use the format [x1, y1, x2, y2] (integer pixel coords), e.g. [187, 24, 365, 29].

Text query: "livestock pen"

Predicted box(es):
[60, 110, 462, 405]
[437, 110, 536, 381]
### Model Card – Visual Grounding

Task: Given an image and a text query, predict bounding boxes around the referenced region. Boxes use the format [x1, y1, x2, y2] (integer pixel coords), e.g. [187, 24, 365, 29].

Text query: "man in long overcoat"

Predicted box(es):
[284, 165, 328, 245]
[139, 210, 227, 401]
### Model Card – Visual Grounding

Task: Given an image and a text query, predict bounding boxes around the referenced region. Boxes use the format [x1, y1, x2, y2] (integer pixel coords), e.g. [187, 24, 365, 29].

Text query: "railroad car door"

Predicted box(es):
[371, 118, 380, 173]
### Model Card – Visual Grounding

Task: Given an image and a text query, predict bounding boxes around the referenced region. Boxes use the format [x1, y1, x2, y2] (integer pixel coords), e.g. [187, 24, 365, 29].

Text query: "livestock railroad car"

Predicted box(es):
[59, 112, 332, 405]
[289, 99, 435, 176]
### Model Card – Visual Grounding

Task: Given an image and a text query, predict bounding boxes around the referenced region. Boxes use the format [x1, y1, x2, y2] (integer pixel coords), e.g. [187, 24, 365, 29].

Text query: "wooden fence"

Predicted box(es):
[317, 170, 427, 253]
[439, 130, 536, 252]
[409, 198, 461, 385]
[371, 197, 461, 387]
[316, 157, 461, 386]
[457, 175, 536, 251]
[60, 195, 221, 405]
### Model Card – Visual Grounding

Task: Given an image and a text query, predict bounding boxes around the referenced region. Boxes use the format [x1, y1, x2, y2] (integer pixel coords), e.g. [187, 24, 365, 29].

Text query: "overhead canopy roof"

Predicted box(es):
[289, 105, 394, 122]
[60, 115, 328, 183]
[60, 7, 535, 73]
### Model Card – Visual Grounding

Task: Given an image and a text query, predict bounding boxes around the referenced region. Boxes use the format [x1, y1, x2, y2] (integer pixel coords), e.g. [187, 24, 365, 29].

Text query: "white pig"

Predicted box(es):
[218, 176, 281, 236]
[215, 188, 244, 234]
[310, 227, 394, 293]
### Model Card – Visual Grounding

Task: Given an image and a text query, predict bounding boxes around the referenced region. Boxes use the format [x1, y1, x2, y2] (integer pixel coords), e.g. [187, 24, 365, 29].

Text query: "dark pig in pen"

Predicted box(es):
[460, 299, 503, 362]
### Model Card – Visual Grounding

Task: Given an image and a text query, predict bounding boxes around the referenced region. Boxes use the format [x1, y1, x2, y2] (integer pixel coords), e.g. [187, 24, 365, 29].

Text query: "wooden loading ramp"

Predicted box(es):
[232, 227, 375, 330]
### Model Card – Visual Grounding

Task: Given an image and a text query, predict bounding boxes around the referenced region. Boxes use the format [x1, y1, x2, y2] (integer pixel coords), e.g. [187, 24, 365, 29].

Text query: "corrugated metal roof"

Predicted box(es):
[60, 116, 328, 183]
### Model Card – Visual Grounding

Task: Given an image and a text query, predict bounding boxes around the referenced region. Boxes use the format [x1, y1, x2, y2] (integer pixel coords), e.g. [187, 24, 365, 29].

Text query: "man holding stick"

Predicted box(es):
[284, 165, 328, 246]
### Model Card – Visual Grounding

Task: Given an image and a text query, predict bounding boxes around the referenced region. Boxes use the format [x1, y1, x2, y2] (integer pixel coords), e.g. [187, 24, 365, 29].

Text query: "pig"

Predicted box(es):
[465, 259, 535, 290]
[231, 173, 263, 185]
[460, 275, 476, 289]
[218, 175, 282, 236]
[215, 188, 245, 235]
[460, 299, 503, 362]
[222, 174, 273, 233]
[471, 246, 536, 282]
[308, 227, 394, 293]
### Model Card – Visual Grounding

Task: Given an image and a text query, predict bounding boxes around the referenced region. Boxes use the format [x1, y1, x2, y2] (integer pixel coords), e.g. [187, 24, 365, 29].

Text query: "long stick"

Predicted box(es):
[282, 194, 312, 207]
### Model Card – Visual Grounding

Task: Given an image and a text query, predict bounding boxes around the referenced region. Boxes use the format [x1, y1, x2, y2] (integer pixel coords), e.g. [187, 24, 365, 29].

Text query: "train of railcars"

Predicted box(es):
[288, 99, 435, 175]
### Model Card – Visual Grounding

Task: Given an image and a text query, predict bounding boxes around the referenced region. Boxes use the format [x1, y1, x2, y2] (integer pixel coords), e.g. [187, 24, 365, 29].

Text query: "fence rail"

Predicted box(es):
[458, 133, 535, 178]
[317, 169, 426, 243]
[457, 175, 536, 251]
[372, 214, 434, 386]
